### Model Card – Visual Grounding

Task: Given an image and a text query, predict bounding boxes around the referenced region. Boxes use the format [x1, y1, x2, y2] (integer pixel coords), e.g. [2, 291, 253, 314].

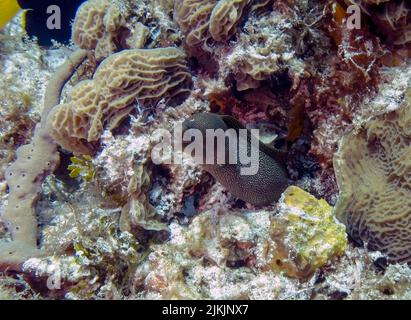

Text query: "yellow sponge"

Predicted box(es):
[270, 186, 348, 278]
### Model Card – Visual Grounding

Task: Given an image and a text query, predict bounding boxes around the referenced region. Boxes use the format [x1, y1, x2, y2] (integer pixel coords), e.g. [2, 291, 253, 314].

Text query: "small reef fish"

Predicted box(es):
[0, 0, 87, 46]
[182, 112, 290, 206]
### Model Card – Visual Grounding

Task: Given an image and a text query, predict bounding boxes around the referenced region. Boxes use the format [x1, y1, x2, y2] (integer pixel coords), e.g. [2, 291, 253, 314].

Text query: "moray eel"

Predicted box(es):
[0, 0, 87, 46]
[182, 112, 290, 206]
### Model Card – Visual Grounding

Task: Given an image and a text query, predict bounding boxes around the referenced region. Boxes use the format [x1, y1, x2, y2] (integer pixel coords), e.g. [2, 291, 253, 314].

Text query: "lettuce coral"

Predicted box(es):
[209, 0, 250, 41]
[174, 0, 217, 48]
[334, 86, 411, 264]
[72, 0, 129, 61]
[174, 0, 250, 51]
[48, 47, 192, 155]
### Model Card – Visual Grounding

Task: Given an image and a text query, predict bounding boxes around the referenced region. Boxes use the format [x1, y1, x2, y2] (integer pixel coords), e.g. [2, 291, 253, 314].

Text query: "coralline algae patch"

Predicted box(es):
[0, 0, 410, 300]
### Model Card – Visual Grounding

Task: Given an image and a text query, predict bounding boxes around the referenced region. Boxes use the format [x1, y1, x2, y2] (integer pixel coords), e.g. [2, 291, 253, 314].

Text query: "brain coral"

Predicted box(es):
[334, 87, 411, 264]
[174, 0, 250, 49]
[48, 47, 192, 154]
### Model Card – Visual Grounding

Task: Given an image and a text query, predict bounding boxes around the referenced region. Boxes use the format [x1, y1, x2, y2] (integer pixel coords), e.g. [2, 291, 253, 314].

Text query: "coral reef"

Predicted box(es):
[48, 47, 192, 155]
[354, 0, 411, 48]
[72, 0, 185, 60]
[130, 188, 406, 300]
[223, 6, 308, 91]
[174, 0, 217, 49]
[0, 50, 87, 266]
[174, 0, 250, 55]
[1, 0, 411, 301]
[0, 15, 69, 184]
[209, 0, 250, 42]
[131, 208, 301, 299]
[72, 0, 130, 61]
[27, 183, 141, 299]
[334, 85, 411, 264]
[0, 90, 39, 182]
